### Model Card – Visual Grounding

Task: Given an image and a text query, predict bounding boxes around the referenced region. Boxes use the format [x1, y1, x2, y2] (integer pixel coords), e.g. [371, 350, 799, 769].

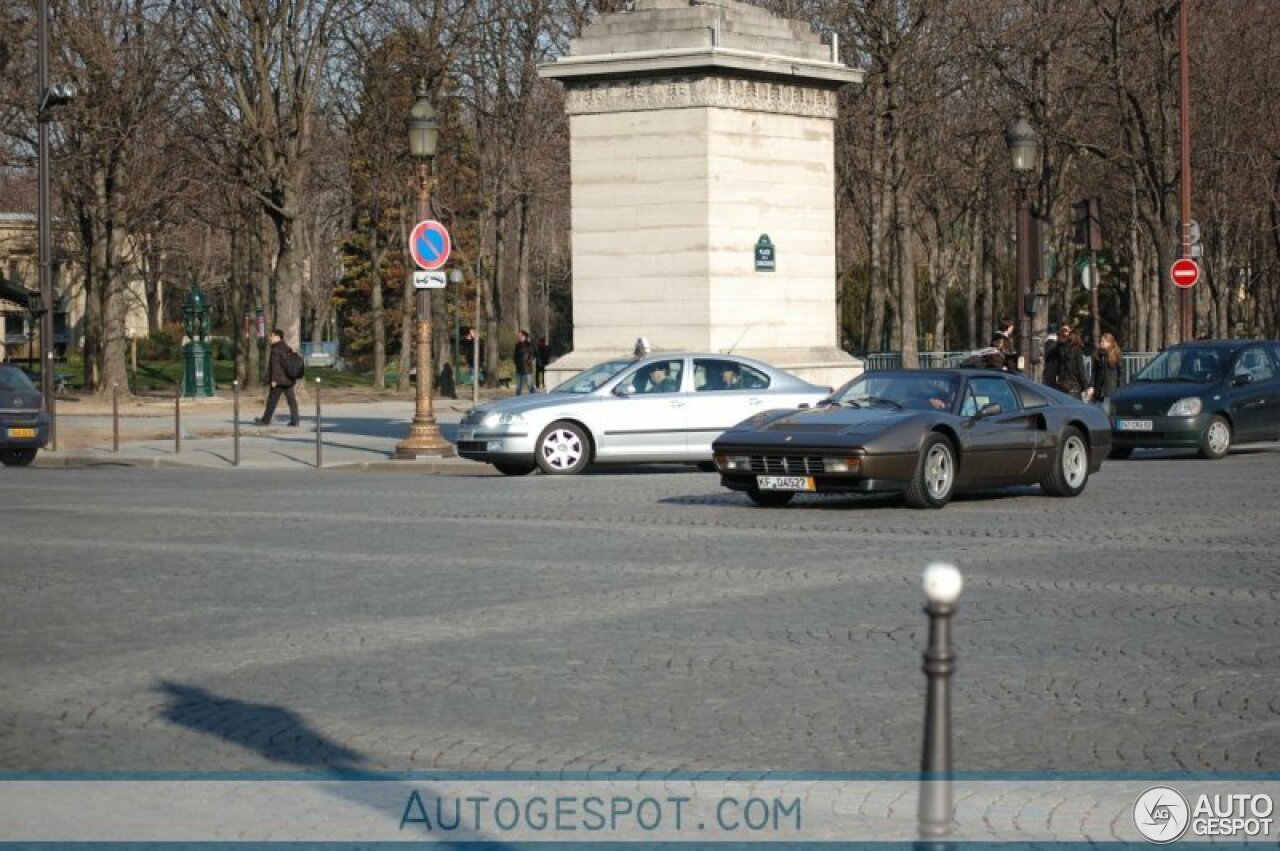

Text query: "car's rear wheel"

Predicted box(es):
[1199, 415, 1231, 460]
[904, 433, 955, 509]
[492, 462, 535, 476]
[0, 448, 37, 467]
[1042, 426, 1089, 497]
[534, 421, 591, 475]
[1108, 445, 1133, 460]
[747, 489, 794, 508]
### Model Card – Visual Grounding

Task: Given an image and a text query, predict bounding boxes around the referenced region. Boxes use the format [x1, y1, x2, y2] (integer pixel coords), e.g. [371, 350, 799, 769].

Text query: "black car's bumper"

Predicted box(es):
[1111, 412, 1211, 449]
[0, 416, 49, 449]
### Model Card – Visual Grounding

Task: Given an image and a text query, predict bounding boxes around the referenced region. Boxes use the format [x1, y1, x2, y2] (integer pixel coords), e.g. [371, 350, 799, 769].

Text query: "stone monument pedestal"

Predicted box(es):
[540, 0, 864, 388]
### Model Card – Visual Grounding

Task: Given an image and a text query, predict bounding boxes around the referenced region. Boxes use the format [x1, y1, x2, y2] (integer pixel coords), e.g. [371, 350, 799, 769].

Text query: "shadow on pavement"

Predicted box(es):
[156, 680, 364, 770]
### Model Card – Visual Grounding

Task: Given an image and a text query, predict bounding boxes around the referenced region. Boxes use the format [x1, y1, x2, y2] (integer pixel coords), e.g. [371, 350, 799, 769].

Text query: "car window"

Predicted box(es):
[1234, 346, 1274, 382]
[1135, 347, 1224, 383]
[1015, 382, 1051, 409]
[693, 359, 770, 392]
[619, 359, 684, 395]
[962, 376, 1020, 416]
[552, 359, 632, 394]
[0, 366, 36, 392]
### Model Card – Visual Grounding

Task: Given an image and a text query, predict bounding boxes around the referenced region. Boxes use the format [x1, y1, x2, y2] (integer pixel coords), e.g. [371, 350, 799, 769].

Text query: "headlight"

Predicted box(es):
[1167, 397, 1202, 417]
[714, 453, 751, 471]
[823, 457, 862, 474]
[482, 412, 526, 429]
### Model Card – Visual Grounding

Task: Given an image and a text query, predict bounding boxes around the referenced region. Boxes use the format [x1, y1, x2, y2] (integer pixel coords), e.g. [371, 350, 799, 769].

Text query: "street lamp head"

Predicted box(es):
[407, 81, 439, 160]
[922, 562, 963, 606]
[1004, 117, 1037, 174]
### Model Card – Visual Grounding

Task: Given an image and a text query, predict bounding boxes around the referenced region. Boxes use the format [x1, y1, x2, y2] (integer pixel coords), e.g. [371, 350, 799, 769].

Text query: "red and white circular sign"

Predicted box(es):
[1171, 258, 1200, 289]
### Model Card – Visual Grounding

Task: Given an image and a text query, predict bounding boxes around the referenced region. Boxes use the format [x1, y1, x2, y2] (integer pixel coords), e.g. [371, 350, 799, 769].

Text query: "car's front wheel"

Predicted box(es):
[535, 421, 591, 475]
[1199, 414, 1231, 460]
[1042, 426, 1089, 497]
[0, 448, 37, 467]
[903, 433, 955, 509]
[747, 489, 794, 508]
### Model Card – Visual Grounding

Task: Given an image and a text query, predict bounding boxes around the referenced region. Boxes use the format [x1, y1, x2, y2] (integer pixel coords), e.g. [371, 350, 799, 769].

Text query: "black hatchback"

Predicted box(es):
[0, 364, 49, 466]
[1108, 340, 1280, 459]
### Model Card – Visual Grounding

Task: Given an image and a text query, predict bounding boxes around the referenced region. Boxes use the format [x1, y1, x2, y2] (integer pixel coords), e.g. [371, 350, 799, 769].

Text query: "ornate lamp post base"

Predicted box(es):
[393, 422, 454, 459]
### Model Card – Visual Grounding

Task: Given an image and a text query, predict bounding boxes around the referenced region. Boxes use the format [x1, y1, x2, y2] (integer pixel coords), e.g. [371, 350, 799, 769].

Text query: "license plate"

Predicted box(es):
[6, 427, 36, 439]
[457, 428, 475, 441]
[756, 475, 814, 492]
[1117, 419, 1153, 432]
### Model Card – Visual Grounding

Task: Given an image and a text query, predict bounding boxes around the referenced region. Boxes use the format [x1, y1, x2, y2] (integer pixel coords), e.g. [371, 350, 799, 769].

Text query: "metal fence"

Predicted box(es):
[864, 351, 1158, 385]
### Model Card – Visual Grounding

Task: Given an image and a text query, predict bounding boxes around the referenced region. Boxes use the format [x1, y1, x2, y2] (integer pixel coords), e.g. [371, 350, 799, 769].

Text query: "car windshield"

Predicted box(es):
[831, 373, 960, 412]
[0, 367, 36, 392]
[550, 359, 632, 394]
[1134, 348, 1225, 383]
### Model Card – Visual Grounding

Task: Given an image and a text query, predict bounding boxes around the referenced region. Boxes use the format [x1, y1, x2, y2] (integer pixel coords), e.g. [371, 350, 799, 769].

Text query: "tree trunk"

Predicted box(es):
[370, 226, 386, 390]
[515, 193, 532, 335]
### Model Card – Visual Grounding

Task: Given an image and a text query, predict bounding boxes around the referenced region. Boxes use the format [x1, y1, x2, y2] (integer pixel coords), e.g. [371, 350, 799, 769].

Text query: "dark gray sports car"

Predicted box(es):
[712, 368, 1112, 508]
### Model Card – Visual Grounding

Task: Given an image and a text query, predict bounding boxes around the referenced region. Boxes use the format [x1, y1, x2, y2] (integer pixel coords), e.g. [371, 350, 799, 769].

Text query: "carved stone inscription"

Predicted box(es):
[566, 77, 837, 118]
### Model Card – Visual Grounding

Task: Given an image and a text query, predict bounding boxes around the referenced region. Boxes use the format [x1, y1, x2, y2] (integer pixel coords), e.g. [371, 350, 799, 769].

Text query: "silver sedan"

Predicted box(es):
[455, 353, 830, 475]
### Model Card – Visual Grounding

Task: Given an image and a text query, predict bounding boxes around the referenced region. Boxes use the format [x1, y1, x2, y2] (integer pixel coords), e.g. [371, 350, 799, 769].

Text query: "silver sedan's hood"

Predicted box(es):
[463, 392, 597, 423]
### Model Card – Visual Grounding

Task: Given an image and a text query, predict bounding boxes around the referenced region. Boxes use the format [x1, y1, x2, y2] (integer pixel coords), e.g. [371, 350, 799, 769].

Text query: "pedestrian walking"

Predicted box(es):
[1053, 327, 1088, 399]
[254, 329, 300, 426]
[513, 330, 537, 396]
[536, 337, 551, 390]
[1088, 332, 1123, 403]
[1042, 323, 1066, 388]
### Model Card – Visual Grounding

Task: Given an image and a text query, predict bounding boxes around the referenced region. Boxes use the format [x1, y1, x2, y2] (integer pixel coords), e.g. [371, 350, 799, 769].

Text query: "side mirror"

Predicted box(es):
[972, 402, 1002, 419]
[613, 385, 634, 398]
[1231, 373, 1253, 387]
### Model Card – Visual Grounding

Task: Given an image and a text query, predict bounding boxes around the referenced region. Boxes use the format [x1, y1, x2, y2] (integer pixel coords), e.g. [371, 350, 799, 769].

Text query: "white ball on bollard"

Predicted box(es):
[922, 562, 963, 606]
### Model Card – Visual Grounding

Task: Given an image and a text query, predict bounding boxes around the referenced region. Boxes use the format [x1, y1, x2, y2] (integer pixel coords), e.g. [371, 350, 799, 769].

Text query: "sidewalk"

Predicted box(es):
[35, 395, 496, 473]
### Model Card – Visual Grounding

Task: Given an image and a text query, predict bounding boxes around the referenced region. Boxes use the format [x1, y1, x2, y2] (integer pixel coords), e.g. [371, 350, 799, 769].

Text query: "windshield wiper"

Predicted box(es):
[863, 396, 904, 410]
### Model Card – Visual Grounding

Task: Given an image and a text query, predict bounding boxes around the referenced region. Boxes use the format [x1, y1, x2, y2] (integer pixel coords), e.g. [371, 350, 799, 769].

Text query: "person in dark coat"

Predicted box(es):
[513, 329, 537, 395]
[254, 329, 299, 426]
[1089, 331, 1123, 403]
[1053, 327, 1088, 398]
[1042, 322, 1068, 389]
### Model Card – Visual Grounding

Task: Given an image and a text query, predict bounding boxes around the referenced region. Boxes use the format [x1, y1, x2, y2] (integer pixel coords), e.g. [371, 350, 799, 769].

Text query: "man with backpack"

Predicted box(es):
[254, 328, 301, 426]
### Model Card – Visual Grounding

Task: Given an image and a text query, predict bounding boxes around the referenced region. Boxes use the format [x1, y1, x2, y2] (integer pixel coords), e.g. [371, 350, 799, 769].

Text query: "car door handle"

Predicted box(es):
[670, 400, 685, 408]
[748, 398, 763, 405]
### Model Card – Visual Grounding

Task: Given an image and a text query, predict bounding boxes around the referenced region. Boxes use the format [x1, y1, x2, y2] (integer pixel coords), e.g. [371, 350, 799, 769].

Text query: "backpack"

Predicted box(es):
[284, 348, 306, 381]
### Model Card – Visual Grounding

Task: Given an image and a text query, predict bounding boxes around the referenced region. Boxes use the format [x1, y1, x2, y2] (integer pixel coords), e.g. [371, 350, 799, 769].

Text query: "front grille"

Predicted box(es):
[456, 440, 488, 453]
[747, 455, 827, 475]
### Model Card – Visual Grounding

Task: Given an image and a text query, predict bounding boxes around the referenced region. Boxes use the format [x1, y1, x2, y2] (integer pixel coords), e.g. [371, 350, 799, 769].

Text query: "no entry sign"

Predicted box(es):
[409, 220, 451, 271]
[1171, 258, 1200, 289]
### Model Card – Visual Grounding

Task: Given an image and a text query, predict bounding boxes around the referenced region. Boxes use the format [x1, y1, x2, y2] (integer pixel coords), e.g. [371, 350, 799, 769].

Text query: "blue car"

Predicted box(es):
[1108, 339, 1280, 459]
[0, 364, 49, 467]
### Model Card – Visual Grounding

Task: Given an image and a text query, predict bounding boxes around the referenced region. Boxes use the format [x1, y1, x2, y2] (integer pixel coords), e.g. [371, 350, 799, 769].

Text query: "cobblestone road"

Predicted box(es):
[3, 451, 1278, 773]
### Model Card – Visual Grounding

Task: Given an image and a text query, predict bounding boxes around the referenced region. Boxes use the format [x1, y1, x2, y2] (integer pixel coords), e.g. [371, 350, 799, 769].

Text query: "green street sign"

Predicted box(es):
[754, 234, 776, 272]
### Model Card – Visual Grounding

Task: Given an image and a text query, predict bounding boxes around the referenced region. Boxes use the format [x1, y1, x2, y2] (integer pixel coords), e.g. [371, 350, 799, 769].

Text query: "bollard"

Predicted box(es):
[112, 383, 119, 453]
[232, 380, 240, 467]
[314, 377, 322, 469]
[918, 562, 963, 846]
[174, 382, 182, 454]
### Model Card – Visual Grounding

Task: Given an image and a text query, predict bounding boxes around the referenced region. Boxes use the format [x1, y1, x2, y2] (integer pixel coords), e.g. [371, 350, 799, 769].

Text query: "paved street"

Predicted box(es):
[2, 450, 1279, 774]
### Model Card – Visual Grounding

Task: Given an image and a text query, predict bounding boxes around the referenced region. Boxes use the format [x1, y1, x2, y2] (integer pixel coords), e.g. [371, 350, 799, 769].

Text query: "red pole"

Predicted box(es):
[1178, 0, 1194, 342]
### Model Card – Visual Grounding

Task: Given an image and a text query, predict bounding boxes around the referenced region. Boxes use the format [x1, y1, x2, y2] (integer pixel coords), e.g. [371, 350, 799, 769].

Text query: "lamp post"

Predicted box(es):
[1005, 118, 1037, 373]
[918, 562, 963, 845]
[394, 82, 453, 460]
[37, 0, 75, 447]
